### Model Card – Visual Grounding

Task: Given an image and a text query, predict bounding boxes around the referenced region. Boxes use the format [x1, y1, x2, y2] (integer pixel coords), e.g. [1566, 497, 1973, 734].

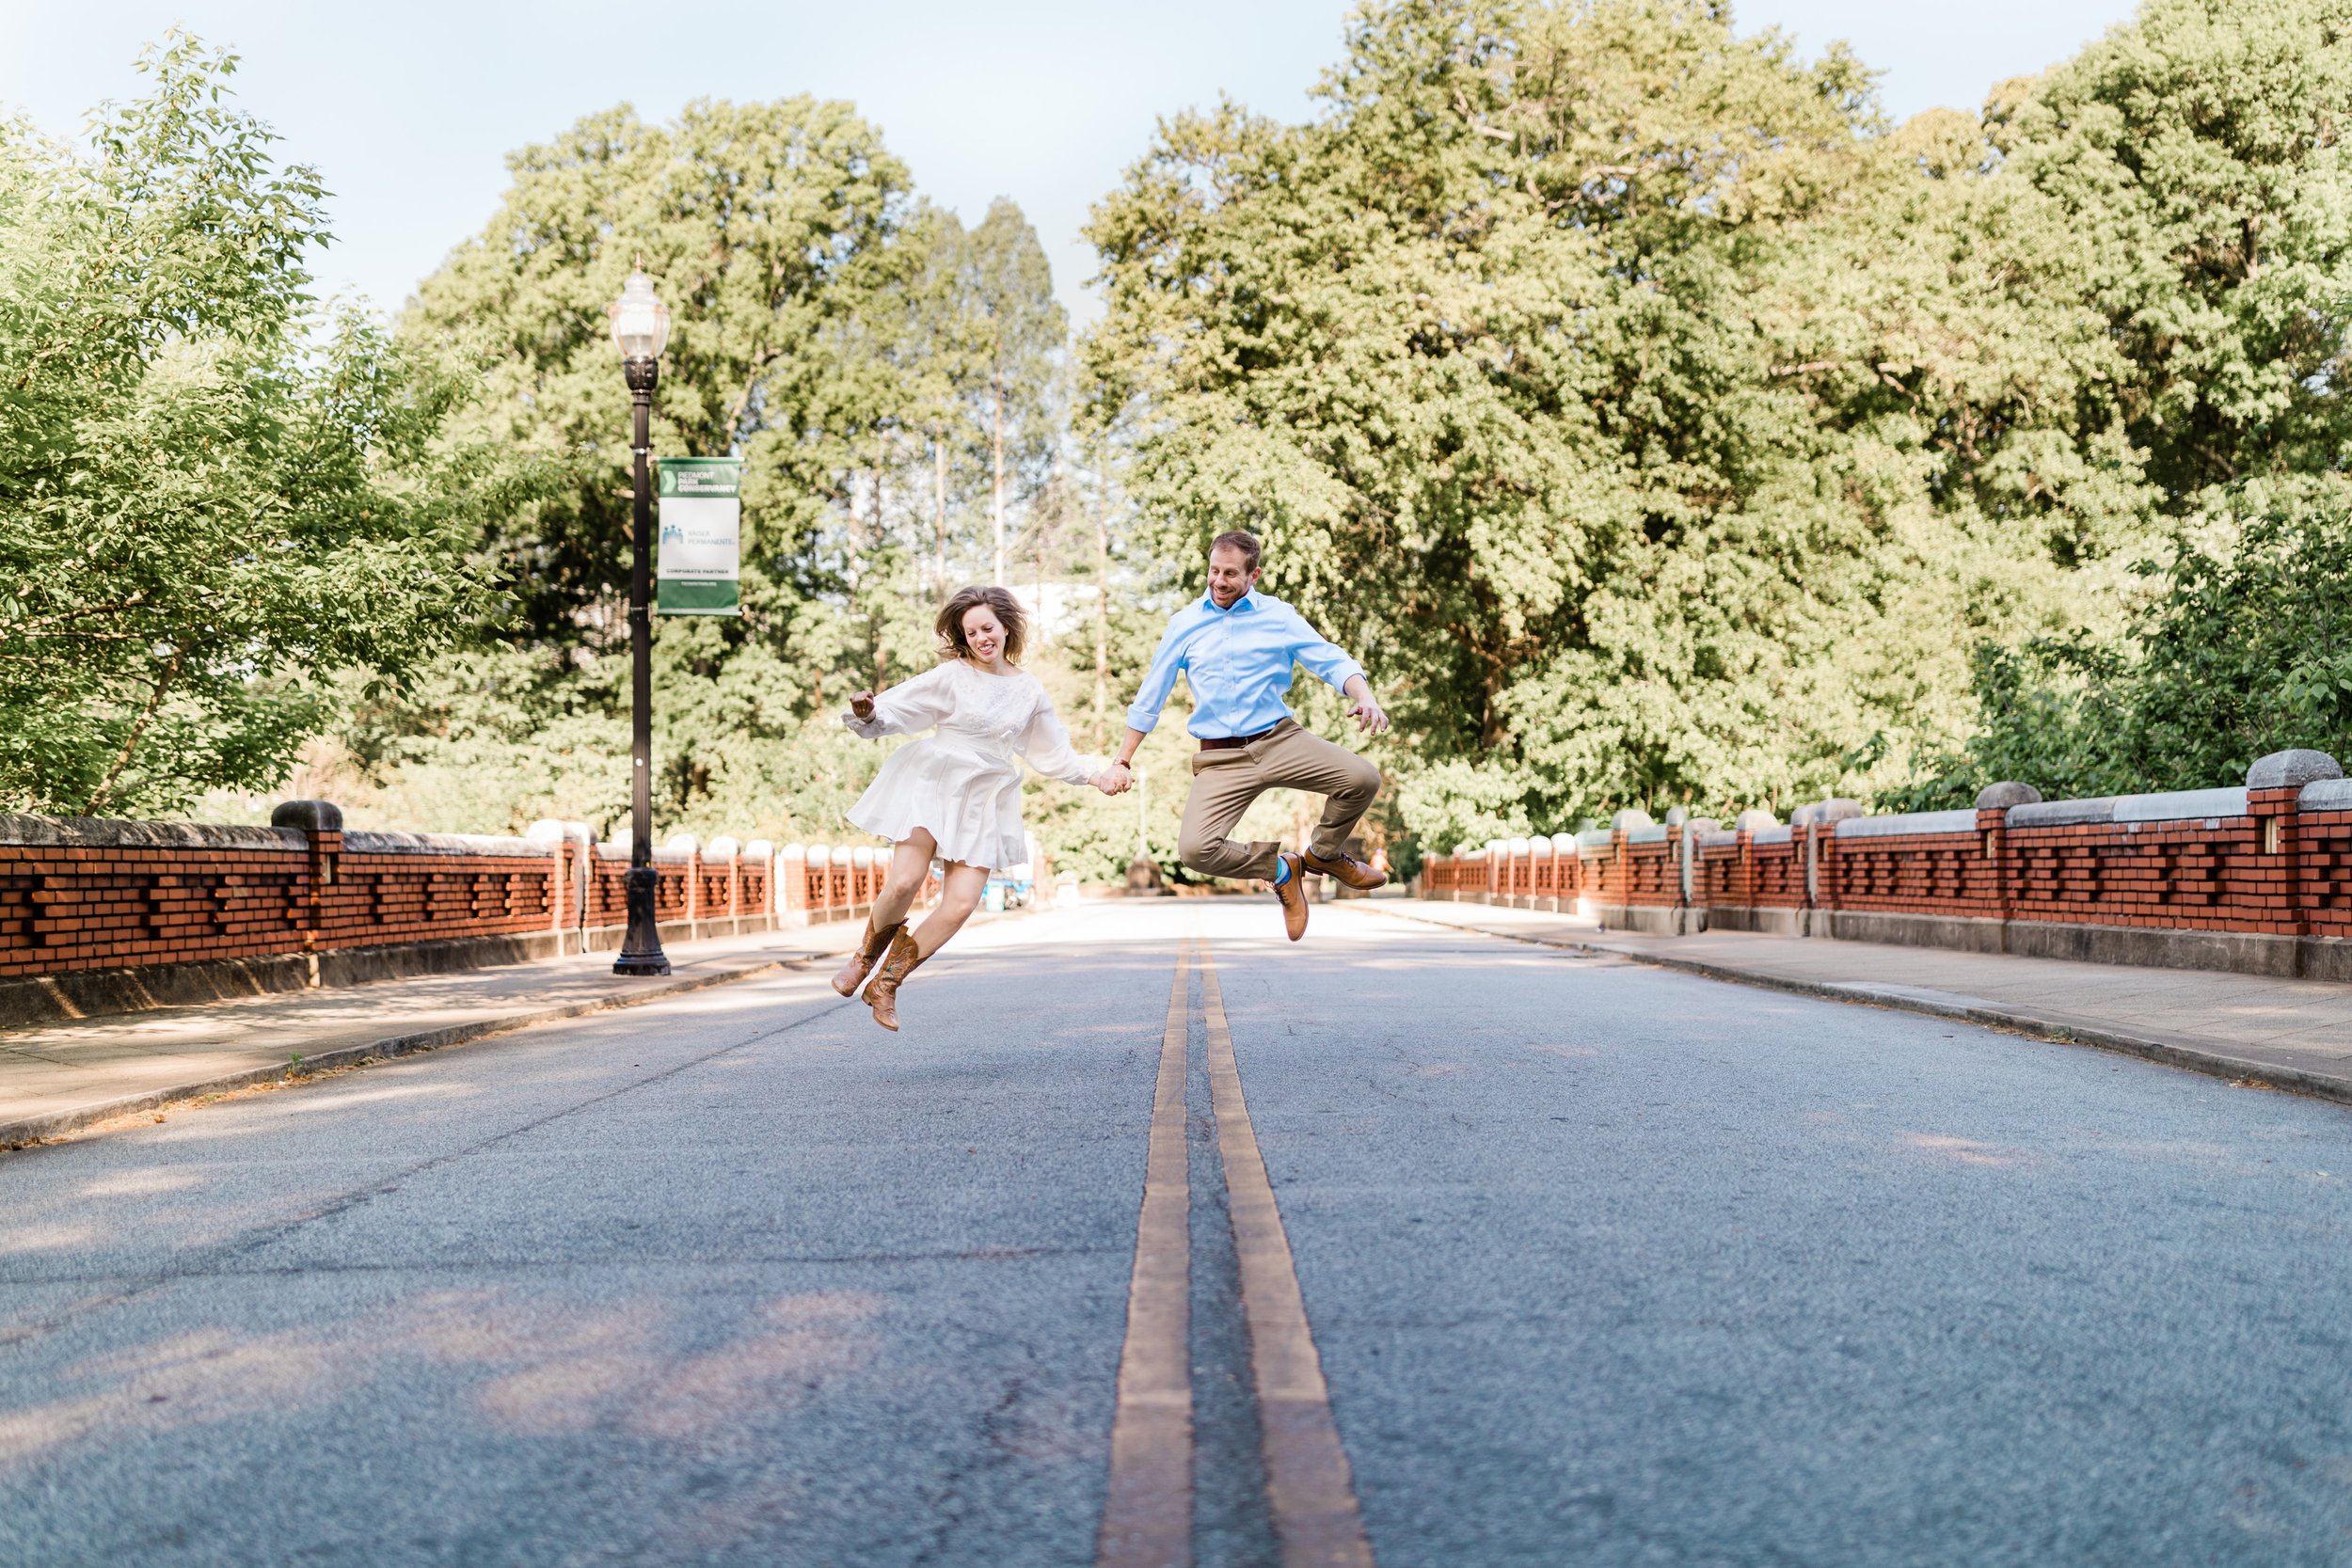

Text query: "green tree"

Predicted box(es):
[1086, 0, 2005, 834]
[961, 199, 1068, 585]
[1088, 0, 2352, 844]
[1894, 481, 2352, 804]
[0, 38, 505, 818]
[379, 102, 1075, 844]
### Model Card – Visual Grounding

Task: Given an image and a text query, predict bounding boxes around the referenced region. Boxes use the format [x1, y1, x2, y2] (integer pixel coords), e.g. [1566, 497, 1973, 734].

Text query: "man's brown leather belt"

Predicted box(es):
[1199, 723, 1282, 752]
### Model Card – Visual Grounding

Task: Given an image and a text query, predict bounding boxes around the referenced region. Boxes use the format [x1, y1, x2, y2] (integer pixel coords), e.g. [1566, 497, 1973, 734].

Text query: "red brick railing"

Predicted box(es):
[0, 804, 782, 993]
[1411, 750, 2352, 979]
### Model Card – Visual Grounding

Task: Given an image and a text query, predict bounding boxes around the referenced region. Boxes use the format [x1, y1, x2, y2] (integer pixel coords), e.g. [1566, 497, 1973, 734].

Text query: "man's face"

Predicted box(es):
[1206, 546, 1260, 610]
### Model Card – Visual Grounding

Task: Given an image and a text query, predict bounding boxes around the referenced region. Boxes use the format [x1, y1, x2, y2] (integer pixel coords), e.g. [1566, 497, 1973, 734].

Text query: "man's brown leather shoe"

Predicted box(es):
[1271, 852, 1310, 942]
[1302, 848, 1387, 891]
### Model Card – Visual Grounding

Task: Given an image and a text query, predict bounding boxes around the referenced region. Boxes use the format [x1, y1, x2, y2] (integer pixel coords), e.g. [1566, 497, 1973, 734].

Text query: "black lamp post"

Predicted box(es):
[611, 267, 672, 977]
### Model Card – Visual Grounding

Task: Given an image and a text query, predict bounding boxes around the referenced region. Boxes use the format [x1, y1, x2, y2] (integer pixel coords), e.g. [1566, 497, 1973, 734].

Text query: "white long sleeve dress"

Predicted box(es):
[842, 658, 1102, 870]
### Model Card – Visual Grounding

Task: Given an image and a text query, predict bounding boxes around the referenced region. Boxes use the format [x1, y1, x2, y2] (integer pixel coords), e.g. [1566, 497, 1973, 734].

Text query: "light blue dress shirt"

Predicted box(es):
[1124, 590, 1366, 740]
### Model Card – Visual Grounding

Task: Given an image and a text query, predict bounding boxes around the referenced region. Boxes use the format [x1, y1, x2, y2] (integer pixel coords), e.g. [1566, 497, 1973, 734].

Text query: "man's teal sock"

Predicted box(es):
[1272, 857, 1292, 884]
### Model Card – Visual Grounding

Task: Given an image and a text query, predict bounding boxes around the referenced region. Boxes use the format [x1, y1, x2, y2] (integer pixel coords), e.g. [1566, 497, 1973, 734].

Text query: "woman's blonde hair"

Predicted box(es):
[935, 585, 1026, 664]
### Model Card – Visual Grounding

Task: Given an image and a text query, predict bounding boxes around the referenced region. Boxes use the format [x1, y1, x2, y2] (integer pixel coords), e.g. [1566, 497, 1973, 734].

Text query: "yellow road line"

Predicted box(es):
[1096, 940, 1194, 1568]
[1200, 945, 1377, 1568]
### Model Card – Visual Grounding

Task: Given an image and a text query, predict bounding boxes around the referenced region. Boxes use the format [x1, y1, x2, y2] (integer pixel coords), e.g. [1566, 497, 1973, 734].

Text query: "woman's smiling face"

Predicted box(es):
[961, 604, 1007, 665]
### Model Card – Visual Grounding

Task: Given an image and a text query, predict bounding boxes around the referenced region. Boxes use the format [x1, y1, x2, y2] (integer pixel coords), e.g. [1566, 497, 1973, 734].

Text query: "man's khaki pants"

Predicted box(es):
[1178, 720, 1382, 881]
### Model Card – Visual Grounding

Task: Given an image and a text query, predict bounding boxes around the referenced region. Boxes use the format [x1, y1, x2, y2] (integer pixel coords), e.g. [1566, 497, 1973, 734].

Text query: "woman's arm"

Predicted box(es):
[844, 662, 957, 739]
[1015, 691, 1107, 786]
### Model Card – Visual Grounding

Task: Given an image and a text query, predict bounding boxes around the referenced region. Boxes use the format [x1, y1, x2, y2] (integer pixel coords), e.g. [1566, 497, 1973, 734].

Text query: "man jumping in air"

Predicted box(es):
[1102, 529, 1389, 941]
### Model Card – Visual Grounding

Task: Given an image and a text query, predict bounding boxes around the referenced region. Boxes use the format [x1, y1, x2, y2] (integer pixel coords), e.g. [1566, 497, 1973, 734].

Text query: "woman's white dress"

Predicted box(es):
[843, 659, 1100, 869]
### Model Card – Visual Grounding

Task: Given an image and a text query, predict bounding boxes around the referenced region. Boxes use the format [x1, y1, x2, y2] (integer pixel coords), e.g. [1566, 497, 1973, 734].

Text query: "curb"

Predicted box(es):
[0, 950, 820, 1151]
[1363, 904, 2352, 1110]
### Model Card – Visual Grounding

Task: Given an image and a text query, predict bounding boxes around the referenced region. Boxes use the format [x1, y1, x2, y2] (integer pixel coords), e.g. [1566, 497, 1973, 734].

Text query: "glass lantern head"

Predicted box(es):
[609, 269, 671, 362]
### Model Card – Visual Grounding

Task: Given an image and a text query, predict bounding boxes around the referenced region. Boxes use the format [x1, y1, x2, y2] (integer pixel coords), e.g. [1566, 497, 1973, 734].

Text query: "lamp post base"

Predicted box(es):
[613, 865, 671, 975]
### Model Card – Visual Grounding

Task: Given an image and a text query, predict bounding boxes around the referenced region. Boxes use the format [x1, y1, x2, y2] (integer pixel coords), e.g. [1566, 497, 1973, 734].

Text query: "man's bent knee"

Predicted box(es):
[1338, 754, 1381, 800]
[1179, 831, 1256, 880]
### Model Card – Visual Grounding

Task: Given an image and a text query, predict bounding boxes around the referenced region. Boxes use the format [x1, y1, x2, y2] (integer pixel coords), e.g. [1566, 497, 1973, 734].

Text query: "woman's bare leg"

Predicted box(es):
[911, 862, 990, 959]
[833, 832, 934, 996]
[868, 831, 938, 930]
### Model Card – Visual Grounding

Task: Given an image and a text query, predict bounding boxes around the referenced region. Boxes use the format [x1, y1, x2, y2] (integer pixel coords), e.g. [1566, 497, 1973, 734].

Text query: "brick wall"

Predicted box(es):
[0, 805, 785, 985]
[1409, 750, 2352, 978]
[0, 822, 310, 978]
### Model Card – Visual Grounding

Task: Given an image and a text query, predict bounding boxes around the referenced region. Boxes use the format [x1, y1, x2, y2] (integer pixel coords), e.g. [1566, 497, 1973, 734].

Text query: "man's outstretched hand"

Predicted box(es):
[1349, 692, 1391, 736]
[849, 691, 876, 722]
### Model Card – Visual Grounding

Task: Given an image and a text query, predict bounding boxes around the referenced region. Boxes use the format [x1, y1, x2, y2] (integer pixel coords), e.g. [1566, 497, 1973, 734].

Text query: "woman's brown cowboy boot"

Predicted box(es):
[831, 917, 904, 997]
[863, 927, 930, 1032]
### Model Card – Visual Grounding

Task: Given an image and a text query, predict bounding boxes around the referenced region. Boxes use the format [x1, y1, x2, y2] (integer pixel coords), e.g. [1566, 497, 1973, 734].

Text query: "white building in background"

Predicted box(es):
[1007, 581, 1103, 645]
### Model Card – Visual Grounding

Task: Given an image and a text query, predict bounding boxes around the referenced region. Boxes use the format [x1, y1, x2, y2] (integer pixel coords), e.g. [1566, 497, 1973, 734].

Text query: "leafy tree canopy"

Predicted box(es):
[0, 36, 510, 817]
[1085, 0, 2352, 846]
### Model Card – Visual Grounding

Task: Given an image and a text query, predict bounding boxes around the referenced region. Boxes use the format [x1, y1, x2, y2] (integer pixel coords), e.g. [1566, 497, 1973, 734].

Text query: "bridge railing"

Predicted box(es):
[1410, 749, 2352, 980]
[0, 802, 806, 1023]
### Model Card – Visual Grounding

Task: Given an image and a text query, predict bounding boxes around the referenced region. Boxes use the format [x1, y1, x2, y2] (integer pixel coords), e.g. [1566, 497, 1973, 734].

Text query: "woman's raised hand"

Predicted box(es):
[849, 691, 877, 722]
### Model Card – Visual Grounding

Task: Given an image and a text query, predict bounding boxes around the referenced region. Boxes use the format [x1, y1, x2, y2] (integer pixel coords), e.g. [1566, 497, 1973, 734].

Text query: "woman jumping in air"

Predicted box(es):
[833, 585, 1115, 1029]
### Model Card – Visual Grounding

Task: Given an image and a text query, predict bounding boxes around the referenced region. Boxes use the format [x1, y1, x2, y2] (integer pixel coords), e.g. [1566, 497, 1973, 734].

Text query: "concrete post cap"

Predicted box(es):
[1733, 809, 1778, 833]
[1663, 805, 1689, 826]
[1530, 837, 1553, 856]
[663, 832, 700, 854]
[1610, 808, 1655, 832]
[1507, 836, 1532, 854]
[780, 843, 807, 860]
[270, 800, 344, 834]
[705, 835, 740, 860]
[1550, 832, 1578, 851]
[605, 828, 633, 853]
[1974, 782, 2043, 810]
[2247, 749, 2344, 789]
[851, 847, 875, 866]
[807, 845, 831, 866]
[742, 839, 773, 861]
[1690, 818, 1722, 836]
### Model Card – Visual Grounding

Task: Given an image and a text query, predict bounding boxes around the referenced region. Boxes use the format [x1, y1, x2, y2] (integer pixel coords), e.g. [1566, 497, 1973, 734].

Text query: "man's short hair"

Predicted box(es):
[1210, 529, 1262, 572]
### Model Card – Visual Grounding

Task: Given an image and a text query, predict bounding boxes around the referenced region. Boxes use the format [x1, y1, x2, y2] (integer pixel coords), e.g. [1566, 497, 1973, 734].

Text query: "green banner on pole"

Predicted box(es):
[657, 457, 741, 615]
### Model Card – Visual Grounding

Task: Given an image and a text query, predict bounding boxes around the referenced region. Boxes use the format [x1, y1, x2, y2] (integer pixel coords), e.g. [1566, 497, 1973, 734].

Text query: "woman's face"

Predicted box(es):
[961, 604, 1007, 665]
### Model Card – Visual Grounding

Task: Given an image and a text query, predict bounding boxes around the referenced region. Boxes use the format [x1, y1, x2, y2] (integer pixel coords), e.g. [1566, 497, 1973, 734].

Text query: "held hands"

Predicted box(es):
[1093, 762, 1135, 797]
[849, 691, 877, 722]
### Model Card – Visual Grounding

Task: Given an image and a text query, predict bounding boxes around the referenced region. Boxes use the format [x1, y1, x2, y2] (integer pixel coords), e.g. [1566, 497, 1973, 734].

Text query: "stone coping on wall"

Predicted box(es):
[2300, 779, 2352, 812]
[0, 814, 305, 852]
[2007, 797, 2122, 828]
[342, 830, 550, 858]
[1836, 809, 1978, 839]
[2113, 786, 2249, 823]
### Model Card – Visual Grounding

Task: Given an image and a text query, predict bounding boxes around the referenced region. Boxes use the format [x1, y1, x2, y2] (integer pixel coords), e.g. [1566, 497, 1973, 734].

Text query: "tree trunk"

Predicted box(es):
[1093, 473, 1110, 751]
[932, 436, 948, 591]
[871, 465, 888, 689]
[1033, 456, 1051, 646]
[85, 648, 181, 816]
[992, 354, 1007, 586]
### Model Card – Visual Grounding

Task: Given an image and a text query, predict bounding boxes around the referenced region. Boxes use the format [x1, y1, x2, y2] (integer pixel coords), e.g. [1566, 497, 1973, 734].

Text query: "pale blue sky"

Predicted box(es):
[1, 1, 2138, 327]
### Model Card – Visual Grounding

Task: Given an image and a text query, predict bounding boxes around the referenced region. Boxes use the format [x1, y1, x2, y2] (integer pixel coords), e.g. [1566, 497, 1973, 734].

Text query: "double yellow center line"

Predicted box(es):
[1096, 938, 1375, 1568]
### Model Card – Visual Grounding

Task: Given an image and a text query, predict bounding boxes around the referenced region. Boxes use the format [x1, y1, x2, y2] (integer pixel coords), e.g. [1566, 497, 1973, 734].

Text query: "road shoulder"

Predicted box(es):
[1361, 898, 2352, 1107]
[0, 922, 869, 1148]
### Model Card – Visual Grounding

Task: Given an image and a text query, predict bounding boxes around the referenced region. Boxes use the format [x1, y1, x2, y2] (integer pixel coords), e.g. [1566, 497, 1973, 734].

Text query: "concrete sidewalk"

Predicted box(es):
[1371, 898, 2352, 1106]
[0, 920, 871, 1148]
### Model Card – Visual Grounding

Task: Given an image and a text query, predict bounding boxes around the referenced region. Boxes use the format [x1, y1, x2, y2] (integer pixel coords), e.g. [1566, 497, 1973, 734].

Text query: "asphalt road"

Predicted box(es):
[6, 899, 2352, 1566]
